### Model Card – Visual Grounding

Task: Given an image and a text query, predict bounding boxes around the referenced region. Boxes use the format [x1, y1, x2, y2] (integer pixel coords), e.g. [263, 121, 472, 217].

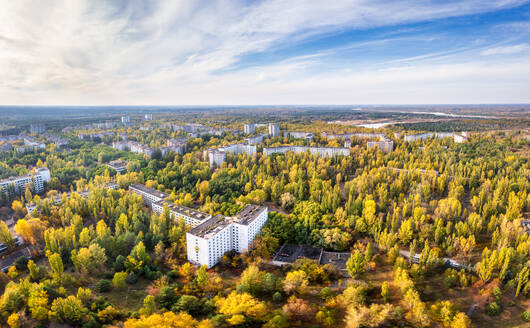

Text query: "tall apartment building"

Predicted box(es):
[268, 123, 280, 137]
[244, 123, 255, 134]
[121, 116, 130, 124]
[0, 167, 51, 197]
[166, 138, 187, 155]
[144, 114, 153, 121]
[30, 124, 46, 134]
[129, 184, 268, 268]
[129, 184, 169, 206]
[187, 205, 268, 268]
[263, 146, 350, 157]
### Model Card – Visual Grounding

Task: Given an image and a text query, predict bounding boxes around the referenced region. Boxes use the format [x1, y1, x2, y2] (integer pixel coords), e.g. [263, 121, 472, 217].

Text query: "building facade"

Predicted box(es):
[186, 205, 268, 268]
[0, 167, 51, 197]
[268, 123, 280, 137]
[263, 146, 350, 157]
[129, 184, 169, 206]
[244, 123, 255, 134]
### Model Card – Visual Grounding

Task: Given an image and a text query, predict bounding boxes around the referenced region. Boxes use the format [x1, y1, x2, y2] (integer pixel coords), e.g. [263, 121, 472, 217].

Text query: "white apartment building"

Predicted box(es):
[404, 132, 458, 142]
[367, 140, 394, 153]
[263, 146, 350, 157]
[268, 123, 280, 137]
[129, 184, 169, 206]
[322, 132, 386, 140]
[121, 116, 130, 123]
[152, 200, 212, 227]
[244, 123, 255, 134]
[186, 205, 268, 268]
[204, 144, 257, 167]
[144, 114, 153, 121]
[0, 167, 51, 197]
[30, 123, 46, 134]
[454, 133, 468, 143]
[245, 134, 265, 145]
[284, 131, 314, 141]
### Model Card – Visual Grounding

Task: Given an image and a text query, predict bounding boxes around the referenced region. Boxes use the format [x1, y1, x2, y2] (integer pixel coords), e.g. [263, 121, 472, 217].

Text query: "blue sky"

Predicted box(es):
[1, 0, 529, 105]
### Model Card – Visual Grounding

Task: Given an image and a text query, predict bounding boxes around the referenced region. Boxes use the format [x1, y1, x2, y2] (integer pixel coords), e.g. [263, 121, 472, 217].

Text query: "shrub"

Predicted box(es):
[112, 272, 127, 289]
[319, 287, 333, 301]
[486, 302, 501, 316]
[126, 273, 138, 285]
[97, 305, 121, 323]
[96, 279, 112, 293]
[272, 291, 283, 303]
[14, 256, 29, 271]
[522, 311, 530, 322]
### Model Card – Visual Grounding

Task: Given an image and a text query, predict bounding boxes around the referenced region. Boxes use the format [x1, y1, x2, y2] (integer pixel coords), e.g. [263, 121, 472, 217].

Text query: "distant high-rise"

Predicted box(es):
[144, 114, 153, 121]
[244, 123, 255, 134]
[30, 123, 45, 134]
[268, 123, 280, 137]
[121, 115, 130, 123]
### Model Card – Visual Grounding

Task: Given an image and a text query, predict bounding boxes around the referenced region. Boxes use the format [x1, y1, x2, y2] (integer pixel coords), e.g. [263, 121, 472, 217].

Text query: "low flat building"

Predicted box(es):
[106, 160, 128, 173]
[129, 184, 169, 206]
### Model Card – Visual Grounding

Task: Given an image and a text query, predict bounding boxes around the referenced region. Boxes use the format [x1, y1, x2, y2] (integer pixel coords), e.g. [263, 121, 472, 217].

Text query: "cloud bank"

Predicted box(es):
[1, 0, 529, 105]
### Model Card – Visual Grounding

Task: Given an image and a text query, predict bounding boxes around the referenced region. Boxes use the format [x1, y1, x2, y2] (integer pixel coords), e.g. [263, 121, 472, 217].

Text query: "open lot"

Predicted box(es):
[273, 244, 322, 263]
[320, 251, 351, 270]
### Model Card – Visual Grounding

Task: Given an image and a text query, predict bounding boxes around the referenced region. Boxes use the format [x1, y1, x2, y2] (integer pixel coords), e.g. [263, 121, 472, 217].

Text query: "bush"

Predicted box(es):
[14, 256, 29, 271]
[114, 255, 126, 272]
[522, 311, 530, 322]
[167, 269, 179, 280]
[103, 271, 114, 279]
[319, 287, 333, 301]
[112, 272, 127, 289]
[126, 273, 138, 285]
[272, 291, 283, 303]
[172, 295, 201, 315]
[486, 302, 501, 316]
[96, 279, 112, 293]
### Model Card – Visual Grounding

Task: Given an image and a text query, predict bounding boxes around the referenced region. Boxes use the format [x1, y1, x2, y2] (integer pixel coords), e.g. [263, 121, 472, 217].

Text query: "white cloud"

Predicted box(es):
[481, 43, 530, 55]
[0, 0, 529, 104]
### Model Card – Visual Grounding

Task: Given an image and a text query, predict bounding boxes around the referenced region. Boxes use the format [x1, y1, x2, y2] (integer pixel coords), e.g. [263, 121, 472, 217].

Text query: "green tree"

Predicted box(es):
[346, 250, 365, 278]
[0, 221, 15, 250]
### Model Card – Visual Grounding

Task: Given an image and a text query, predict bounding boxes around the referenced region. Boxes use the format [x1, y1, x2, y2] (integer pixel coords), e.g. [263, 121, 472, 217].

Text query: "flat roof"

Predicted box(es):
[189, 214, 232, 239]
[107, 160, 128, 168]
[158, 200, 211, 221]
[236, 204, 267, 225]
[129, 184, 169, 199]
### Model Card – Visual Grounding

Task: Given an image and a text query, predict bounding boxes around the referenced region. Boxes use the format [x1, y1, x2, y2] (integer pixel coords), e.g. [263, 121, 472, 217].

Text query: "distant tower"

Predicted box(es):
[244, 123, 255, 134]
[121, 116, 130, 123]
[268, 123, 280, 137]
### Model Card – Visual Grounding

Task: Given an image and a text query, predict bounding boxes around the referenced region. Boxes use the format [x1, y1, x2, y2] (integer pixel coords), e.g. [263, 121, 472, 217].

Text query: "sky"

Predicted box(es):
[1, 0, 530, 105]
